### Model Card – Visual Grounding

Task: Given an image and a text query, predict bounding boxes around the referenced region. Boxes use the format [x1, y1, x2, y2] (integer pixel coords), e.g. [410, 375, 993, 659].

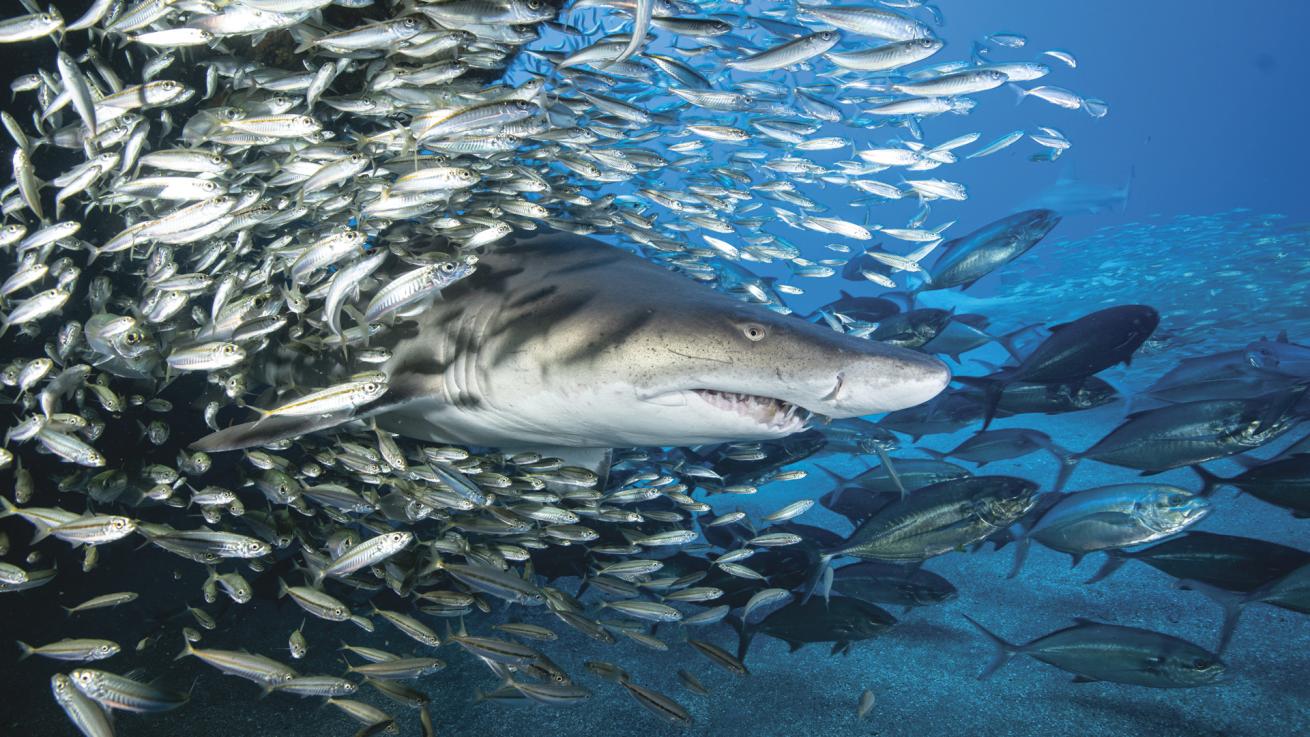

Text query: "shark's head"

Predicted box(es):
[527, 283, 952, 447]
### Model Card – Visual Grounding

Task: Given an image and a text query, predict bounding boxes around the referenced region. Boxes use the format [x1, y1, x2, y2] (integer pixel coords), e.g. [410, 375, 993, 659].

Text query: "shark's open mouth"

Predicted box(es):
[692, 389, 813, 433]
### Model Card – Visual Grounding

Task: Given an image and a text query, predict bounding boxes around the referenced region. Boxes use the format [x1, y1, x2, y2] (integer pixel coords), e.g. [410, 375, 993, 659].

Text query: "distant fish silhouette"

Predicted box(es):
[1027, 166, 1134, 215]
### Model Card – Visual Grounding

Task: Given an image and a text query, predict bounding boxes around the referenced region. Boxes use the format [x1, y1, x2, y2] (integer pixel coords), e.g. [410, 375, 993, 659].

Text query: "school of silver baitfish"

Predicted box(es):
[0, 1, 1308, 736]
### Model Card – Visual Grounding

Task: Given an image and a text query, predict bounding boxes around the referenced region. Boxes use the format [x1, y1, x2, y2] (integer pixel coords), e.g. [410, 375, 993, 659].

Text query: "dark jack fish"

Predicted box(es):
[734, 596, 897, 661]
[919, 209, 1062, 292]
[818, 460, 973, 523]
[868, 308, 953, 350]
[1086, 531, 1310, 590]
[808, 290, 901, 324]
[1178, 561, 1310, 654]
[821, 476, 1039, 562]
[1057, 386, 1308, 490]
[960, 305, 1159, 429]
[880, 391, 996, 440]
[1192, 453, 1310, 517]
[831, 561, 958, 610]
[922, 428, 1071, 468]
[960, 377, 1120, 417]
[963, 615, 1226, 688]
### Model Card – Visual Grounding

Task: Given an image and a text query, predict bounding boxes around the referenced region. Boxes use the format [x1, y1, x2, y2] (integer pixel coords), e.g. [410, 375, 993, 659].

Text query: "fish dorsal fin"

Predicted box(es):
[1071, 617, 1099, 626]
[1277, 330, 1289, 343]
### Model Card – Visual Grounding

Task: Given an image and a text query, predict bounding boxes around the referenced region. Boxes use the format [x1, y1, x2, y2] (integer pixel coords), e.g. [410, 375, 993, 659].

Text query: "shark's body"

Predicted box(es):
[194, 230, 950, 455]
[1026, 169, 1133, 216]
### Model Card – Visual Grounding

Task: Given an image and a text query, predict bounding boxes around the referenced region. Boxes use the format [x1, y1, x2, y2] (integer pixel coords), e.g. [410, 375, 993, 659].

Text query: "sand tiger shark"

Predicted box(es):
[193, 230, 951, 469]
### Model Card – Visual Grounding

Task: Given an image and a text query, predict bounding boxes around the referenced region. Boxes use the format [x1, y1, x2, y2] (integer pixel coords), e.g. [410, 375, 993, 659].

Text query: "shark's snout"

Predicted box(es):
[823, 347, 951, 417]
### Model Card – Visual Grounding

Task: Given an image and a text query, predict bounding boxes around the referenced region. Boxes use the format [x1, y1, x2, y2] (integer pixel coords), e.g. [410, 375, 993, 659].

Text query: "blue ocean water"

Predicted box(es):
[1, 2, 1308, 737]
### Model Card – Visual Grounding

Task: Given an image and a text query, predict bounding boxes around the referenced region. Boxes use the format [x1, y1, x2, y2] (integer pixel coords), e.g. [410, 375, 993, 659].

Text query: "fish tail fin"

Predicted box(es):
[1047, 443, 1075, 467]
[174, 637, 196, 661]
[1174, 578, 1246, 655]
[1084, 549, 1128, 585]
[961, 614, 1021, 680]
[815, 464, 855, 506]
[1121, 166, 1135, 212]
[727, 616, 756, 663]
[1005, 535, 1031, 580]
[0, 495, 17, 518]
[1053, 454, 1080, 492]
[1007, 83, 1028, 105]
[995, 325, 1035, 362]
[799, 552, 834, 606]
[1228, 452, 1269, 470]
[979, 384, 1005, 430]
[920, 448, 948, 462]
[872, 445, 907, 499]
[16, 640, 34, 660]
[1189, 464, 1227, 498]
[276, 577, 289, 599]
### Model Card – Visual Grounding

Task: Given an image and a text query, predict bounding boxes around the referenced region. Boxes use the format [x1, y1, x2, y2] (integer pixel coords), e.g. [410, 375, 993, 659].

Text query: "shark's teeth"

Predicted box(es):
[693, 390, 811, 432]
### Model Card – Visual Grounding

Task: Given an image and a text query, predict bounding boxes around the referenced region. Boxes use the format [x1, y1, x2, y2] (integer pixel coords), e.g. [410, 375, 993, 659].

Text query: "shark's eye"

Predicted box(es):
[742, 323, 767, 341]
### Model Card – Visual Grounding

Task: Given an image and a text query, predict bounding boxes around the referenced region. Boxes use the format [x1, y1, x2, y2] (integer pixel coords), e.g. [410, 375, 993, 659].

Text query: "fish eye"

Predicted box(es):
[125, 331, 141, 344]
[440, 262, 456, 272]
[334, 607, 344, 616]
[112, 518, 125, 528]
[527, 0, 541, 8]
[75, 672, 93, 685]
[364, 383, 378, 392]
[741, 323, 767, 341]
[298, 116, 315, 127]
[41, 13, 53, 22]
[1193, 658, 1212, 669]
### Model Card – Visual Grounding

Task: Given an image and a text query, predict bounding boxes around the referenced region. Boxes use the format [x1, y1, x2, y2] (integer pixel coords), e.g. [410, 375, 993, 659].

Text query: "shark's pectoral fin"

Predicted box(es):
[191, 411, 357, 453]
